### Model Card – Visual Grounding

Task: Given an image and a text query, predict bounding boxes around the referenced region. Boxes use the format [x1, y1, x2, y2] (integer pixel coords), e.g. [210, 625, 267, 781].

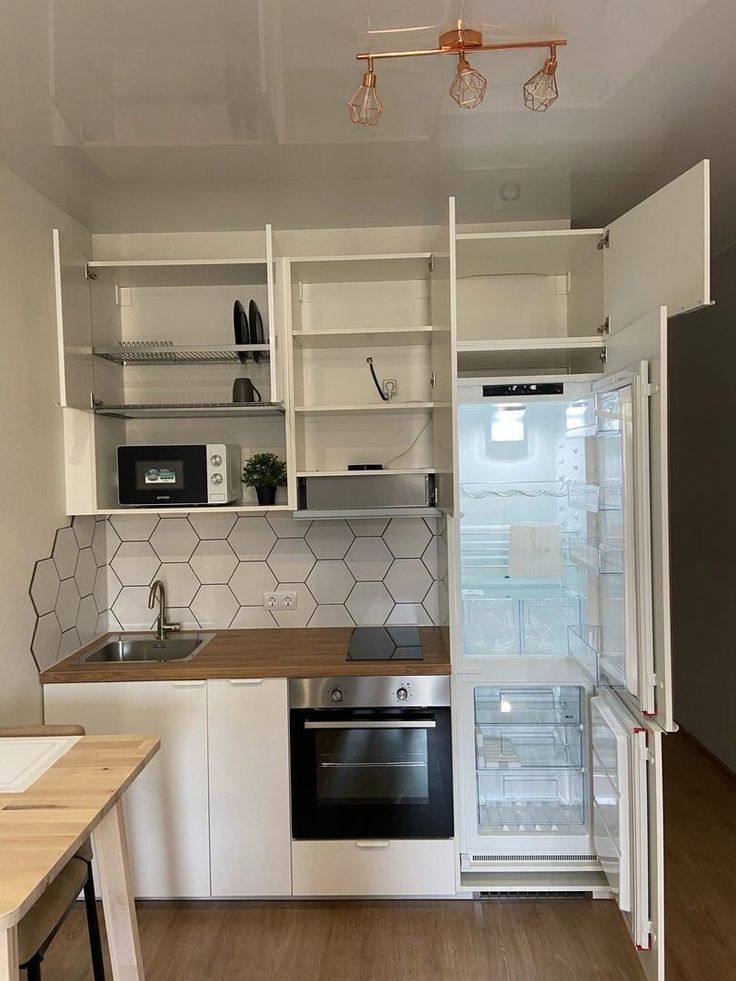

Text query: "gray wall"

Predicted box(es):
[669, 242, 736, 771]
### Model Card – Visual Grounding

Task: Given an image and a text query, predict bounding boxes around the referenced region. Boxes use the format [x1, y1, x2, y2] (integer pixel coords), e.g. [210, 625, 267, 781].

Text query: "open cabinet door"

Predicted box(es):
[592, 692, 665, 981]
[597, 308, 673, 732]
[52, 228, 94, 409]
[603, 160, 710, 332]
[431, 196, 457, 515]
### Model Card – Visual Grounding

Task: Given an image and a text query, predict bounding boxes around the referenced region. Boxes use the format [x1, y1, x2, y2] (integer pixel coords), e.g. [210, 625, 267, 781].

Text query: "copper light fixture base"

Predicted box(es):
[439, 26, 483, 51]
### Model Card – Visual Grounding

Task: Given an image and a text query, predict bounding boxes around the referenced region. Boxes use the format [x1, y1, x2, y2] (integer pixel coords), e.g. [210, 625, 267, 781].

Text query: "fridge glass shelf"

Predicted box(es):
[475, 725, 583, 770]
[474, 687, 582, 727]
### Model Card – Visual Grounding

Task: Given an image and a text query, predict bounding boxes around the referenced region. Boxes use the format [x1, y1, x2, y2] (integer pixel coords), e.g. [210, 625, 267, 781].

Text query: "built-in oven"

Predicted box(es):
[289, 676, 453, 840]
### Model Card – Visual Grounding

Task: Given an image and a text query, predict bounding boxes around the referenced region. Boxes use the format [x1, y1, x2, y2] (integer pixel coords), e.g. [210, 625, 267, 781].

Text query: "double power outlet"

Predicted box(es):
[263, 590, 298, 611]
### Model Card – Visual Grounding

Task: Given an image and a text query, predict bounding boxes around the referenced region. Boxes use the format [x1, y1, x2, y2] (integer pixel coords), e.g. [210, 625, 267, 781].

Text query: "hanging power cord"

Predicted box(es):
[366, 357, 390, 401]
[383, 419, 432, 467]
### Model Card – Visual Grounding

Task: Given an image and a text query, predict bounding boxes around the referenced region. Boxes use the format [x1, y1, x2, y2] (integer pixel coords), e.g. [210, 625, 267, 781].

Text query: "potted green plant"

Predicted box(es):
[241, 452, 287, 506]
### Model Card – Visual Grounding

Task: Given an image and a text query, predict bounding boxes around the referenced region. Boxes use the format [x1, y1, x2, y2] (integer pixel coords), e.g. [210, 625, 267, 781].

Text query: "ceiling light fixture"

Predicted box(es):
[523, 47, 559, 111]
[348, 56, 384, 126]
[350, 20, 566, 125]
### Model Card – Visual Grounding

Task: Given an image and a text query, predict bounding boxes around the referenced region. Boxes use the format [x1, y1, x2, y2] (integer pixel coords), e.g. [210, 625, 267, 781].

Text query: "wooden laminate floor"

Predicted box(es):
[40, 734, 736, 981]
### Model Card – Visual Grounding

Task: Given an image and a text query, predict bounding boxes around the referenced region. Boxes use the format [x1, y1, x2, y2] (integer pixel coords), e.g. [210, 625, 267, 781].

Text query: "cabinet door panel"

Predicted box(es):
[208, 678, 291, 897]
[431, 197, 457, 515]
[601, 308, 673, 731]
[52, 229, 94, 409]
[603, 160, 710, 332]
[44, 681, 210, 898]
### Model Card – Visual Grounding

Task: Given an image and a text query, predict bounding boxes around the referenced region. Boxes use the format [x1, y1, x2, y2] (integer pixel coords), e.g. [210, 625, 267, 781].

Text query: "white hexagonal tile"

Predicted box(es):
[345, 582, 394, 626]
[167, 608, 201, 630]
[348, 518, 389, 537]
[266, 512, 309, 538]
[96, 611, 112, 636]
[30, 559, 60, 616]
[228, 516, 277, 561]
[93, 566, 122, 613]
[229, 562, 277, 606]
[56, 578, 81, 631]
[191, 585, 238, 628]
[190, 540, 238, 584]
[386, 604, 432, 626]
[188, 511, 237, 540]
[306, 560, 355, 605]
[384, 518, 432, 559]
[344, 537, 393, 582]
[52, 526, 79, 580]
[76, 594, 99, 646]
[150, 518, 199, 562]
[305, 520, 354, 559]
[74, 547, 97, 598]
[72, 514, 96, 549]
[59, 628, 82, 659]
[110, 513, 159, 542]
[271, 583, 316, 627]
[111, 541, 160, 587]
[156, 563, 200, 607]
[230, 607, 278, 628]
[93, 520, 119, 567]
[308, 606, 355, 627]
[422, 581, 447, 625]
[267, 539, 315, 583]
[384, 559, 432, 603]
[421, 536, 448, 581]
[112, 586, 156, 631]
[32, 613, 61, 671]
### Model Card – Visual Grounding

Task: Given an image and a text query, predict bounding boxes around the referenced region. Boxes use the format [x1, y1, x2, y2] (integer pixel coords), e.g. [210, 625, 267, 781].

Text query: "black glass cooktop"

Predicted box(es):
[346, 626, 424, 661]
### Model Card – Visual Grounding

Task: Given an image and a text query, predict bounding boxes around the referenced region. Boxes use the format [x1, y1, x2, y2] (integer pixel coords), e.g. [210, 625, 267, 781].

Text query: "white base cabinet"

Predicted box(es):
[291, 839, 456, 898]
[44, 678, 293, 899]
[44, 680, 211, 898]
[207, 679, 291, 897]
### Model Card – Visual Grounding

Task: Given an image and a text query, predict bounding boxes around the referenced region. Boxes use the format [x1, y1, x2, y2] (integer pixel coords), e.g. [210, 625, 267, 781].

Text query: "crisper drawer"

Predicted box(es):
[477, 769, 585, 832]
[291, 839, 456, 897]
[475, 725, 582, 770]
[474, 686, 582, 726]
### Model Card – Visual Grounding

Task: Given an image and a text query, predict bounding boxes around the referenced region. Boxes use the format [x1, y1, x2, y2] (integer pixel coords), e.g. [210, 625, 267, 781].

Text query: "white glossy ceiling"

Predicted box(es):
[2, 0, 735, 240]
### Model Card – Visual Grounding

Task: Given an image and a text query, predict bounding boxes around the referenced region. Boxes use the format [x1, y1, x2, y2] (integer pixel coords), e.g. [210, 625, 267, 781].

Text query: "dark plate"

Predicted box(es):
[249, 299, 265, 363]
[233, 300, 250, 363]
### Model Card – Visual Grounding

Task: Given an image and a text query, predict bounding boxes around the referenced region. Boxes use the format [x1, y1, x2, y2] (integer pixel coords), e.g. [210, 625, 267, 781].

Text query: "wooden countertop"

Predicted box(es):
[0, 735, 159, 930]
[39, 627, 450, 684]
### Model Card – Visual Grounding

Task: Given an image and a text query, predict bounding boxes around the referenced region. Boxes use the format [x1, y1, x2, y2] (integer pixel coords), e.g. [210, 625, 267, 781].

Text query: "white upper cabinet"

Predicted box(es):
[603, 160, 710, 331]
[53, 229, 94, 409]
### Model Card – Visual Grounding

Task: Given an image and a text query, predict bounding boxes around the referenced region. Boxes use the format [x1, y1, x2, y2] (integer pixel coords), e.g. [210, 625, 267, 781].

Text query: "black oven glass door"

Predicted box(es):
[290, 708, 453, 839]
[118, 445, 208, 506]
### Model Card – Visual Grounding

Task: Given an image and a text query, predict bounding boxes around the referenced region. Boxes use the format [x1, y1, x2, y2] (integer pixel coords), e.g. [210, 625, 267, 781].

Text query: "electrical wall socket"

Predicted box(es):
[263, 590, 298, 610]
[382, 379, 398, 400]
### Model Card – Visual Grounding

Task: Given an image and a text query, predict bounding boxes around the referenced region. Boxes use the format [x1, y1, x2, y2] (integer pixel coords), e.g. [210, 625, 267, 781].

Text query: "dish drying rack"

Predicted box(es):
[94, 340, 270, 366]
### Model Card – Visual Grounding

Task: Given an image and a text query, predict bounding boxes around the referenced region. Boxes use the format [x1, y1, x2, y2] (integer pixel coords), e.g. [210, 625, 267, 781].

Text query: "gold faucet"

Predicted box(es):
[147, 580, 181, 642]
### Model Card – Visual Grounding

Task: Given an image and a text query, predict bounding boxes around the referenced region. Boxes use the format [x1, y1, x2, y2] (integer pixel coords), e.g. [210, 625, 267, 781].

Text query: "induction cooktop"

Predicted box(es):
[346, 626, 424, 661]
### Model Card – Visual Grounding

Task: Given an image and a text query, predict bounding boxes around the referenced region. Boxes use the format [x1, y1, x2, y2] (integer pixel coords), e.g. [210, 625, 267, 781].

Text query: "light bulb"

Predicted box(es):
[523, 51, 559, 111]
[349, 59, 384, 126]
[449, 55, 487, 109]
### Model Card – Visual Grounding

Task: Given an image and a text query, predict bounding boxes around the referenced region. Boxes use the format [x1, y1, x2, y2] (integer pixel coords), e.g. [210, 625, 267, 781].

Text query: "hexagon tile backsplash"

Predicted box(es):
[28, 513, 449, 671]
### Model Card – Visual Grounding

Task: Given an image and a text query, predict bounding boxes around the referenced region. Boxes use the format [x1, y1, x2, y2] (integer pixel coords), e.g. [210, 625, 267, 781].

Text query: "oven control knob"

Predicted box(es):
[210, 454, 223, 466]
[210, 473, 224, 485]
[396, 687, 408, 701]
[330, 688, 343, 703]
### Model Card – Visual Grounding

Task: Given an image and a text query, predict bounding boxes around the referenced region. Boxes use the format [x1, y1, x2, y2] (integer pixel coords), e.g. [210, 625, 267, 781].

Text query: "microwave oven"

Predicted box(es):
[117, 444, 241, 507]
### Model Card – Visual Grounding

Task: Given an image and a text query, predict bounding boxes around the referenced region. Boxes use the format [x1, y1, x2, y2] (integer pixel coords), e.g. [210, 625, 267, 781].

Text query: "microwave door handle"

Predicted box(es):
[304, 720, 436, 730]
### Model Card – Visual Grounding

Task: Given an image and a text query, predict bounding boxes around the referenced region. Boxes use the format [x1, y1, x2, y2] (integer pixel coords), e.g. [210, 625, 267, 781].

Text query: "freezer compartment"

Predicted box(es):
[474, 686, 582, 726]
[475, 724, 583, 770]
[463, 591, 582, 657]
[477, 768, 586, 832]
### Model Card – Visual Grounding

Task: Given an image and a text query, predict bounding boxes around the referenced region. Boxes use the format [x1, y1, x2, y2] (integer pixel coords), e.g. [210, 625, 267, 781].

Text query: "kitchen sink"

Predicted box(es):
[78, 632, 215, 664]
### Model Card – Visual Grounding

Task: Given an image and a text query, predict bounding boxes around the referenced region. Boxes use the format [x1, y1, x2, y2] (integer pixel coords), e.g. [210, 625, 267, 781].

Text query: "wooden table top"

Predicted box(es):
[39, 627, 451, 684]
[0, 735, 159, 929]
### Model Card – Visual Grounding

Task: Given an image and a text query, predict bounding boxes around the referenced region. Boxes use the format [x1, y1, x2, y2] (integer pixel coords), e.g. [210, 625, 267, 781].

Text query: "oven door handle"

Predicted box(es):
[303, 720, 436, 730]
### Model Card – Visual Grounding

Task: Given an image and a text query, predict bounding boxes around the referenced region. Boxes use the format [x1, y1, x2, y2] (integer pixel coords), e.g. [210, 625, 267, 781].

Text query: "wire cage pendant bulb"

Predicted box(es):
[449, 55, 487, 110]
[523, 49, 559, 111]
[348, 58, 384, 126]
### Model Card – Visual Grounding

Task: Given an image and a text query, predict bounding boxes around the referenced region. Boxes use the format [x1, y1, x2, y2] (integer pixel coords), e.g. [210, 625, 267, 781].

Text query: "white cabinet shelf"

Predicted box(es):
[94, 402, 284, 420]
[457, 336, 604, 374]
[292, 326, 442, 348]
[294, 402, 440, 415]
[295, 467, 435, 478]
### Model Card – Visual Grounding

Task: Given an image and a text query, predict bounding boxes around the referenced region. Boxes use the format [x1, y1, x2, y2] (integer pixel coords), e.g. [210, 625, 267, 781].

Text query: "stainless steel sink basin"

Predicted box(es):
[79, 632, 215, 664]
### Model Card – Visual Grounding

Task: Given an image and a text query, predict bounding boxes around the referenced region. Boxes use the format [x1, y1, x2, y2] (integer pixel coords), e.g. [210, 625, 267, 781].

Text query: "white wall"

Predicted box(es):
[0, 163, 91, 722]
[669, 241, 736, 772]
